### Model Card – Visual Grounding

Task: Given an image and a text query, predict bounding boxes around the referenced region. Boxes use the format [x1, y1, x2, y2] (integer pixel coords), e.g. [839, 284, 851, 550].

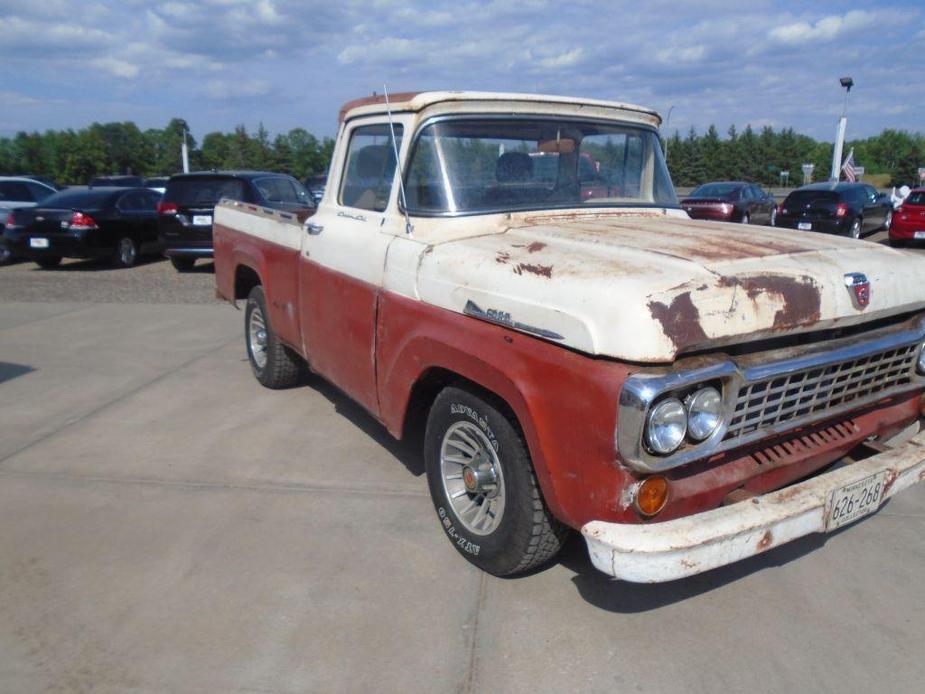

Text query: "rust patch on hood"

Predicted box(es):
[513, 262, 553, 278]
[718, 274, 822, 330]
[526, 241, 546, 253]
[495, 251, 511, 264]
[648, 291, 709, 347]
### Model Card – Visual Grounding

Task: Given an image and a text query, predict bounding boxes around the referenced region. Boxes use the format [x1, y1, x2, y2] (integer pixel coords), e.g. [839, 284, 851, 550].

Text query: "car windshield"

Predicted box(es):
[690, 183, 739, 198]
[785, 190, 839, 205]
[404, 117, 677, 215]
[165, 177, 247, 207]
[905, 191, 925, 206]
[40, 189, 117, 208]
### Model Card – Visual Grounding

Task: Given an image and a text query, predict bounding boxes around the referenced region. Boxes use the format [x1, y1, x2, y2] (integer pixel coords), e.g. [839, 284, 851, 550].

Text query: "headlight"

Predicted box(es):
[918, 342, 925, 374]
[645, 397, 687, 454]
[686, 387, 723, 440]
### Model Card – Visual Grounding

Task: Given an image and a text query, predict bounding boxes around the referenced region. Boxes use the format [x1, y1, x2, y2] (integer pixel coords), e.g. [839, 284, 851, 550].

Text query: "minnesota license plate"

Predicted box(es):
[192, 215, 212, 226]
[29, 237, 49, 248]
[825, 471, 887, 531]
[797, 222, 812, 230]
[914, 231, 925, 239]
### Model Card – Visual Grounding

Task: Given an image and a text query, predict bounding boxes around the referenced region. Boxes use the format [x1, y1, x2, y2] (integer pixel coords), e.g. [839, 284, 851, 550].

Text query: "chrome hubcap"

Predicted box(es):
[120, 239, 135, 264]
[248, 307, 268, 369]
[440, 421, 505, 535]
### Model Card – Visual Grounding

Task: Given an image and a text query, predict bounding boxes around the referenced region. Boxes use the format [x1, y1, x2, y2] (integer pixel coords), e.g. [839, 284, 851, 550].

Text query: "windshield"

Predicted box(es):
[404, 117, 677, 215]
[165, 177, 247, 207]
[690, 183, 740, 198]
[904, 191, 925, 206]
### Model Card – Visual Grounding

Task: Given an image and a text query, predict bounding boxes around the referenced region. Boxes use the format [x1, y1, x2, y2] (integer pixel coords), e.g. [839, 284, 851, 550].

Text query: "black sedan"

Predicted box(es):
[680, 181, 777, 225]
[776, 182, 893, 239]
[3, 187, 163, 268]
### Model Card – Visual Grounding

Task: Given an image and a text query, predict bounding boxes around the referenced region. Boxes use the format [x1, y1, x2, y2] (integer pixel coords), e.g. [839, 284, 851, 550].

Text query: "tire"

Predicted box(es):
[424, 385, 567, 576]
[114, 237, 138, 268]
[35, 255, 62, 269]
[848, 217, 862, 239]
[741, 212, 750, 225]
[882, 210, 892, 230]
[170, 257, 196, 272]
[244, 285, 302, 389]
[769, 208, 777, 226]
[889, 239, 907, 249]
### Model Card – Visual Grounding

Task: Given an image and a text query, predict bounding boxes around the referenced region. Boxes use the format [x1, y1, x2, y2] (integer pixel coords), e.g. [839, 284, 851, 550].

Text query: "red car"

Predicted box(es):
[890, 188, 925, 247]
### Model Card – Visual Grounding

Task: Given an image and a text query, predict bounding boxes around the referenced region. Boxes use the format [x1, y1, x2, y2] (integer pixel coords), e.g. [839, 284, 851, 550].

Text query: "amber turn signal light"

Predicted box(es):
[635, 475, 670, 517]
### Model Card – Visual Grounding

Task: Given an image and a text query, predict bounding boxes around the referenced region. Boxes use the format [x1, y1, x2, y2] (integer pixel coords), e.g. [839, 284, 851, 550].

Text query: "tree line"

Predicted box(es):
[665, 125, 924, 188]
[0, 116, 921, 189]
[0, 118, 334, 185]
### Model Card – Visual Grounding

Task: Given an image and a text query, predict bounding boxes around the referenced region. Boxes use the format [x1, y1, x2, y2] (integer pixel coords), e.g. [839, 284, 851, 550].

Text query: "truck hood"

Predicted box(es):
[414, 213, 925, 362]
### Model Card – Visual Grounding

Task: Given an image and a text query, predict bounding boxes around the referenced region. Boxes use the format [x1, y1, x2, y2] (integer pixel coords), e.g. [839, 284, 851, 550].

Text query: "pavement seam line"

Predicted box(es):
[0, 303, 98, 333]
[0, 468, 429, 498]
[0, 336, 238, 468]
[459, 571, 488, 694]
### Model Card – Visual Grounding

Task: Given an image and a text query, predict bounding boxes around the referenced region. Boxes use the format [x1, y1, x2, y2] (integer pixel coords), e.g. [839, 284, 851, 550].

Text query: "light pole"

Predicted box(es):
[663, 105, 674, 160]
[830, 76, 853, 180]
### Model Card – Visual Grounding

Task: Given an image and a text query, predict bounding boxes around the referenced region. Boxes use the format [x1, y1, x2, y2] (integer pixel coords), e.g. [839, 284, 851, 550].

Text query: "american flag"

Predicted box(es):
[842, 148, 857, 182]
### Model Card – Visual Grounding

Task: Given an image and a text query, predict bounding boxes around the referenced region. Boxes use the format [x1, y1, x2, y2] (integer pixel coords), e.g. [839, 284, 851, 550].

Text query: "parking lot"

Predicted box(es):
[2, 234, 925, 693]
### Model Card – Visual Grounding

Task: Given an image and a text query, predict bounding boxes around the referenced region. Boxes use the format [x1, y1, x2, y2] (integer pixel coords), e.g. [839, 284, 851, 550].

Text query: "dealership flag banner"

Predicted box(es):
[842, 149, 857, 182]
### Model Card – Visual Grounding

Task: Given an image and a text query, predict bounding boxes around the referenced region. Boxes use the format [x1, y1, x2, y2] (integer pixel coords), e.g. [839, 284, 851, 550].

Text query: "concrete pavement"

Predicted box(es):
[1, 302, 924, 693]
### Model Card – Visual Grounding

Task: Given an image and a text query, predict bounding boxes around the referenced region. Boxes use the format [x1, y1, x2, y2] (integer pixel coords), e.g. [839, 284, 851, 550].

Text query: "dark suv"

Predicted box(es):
[157, 171, 314, 271]
[776, 182, 893, 239]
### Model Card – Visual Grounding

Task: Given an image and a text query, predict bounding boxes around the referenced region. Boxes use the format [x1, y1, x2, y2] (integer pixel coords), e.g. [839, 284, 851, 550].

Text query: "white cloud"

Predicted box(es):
[656, 45, 707, 65]
[206, 78, 271, 100]
[91, 57, 140, 79]
[769, 10, 877, 44]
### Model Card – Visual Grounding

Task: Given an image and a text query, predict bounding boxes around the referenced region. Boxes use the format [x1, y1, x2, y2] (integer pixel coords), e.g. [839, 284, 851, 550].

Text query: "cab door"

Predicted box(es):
[298, 120, 404, 415]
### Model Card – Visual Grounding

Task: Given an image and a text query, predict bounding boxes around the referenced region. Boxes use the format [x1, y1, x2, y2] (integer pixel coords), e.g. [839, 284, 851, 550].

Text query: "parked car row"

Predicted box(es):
[1, 171, 315, 270]
[680, 181, 778, 225]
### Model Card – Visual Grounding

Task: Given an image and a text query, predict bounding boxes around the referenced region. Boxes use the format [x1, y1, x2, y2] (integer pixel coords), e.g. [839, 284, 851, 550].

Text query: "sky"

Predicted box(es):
[0, 0, 922, 143]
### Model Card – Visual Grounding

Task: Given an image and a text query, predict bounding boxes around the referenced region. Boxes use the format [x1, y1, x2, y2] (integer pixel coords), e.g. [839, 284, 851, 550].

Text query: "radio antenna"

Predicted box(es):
[383, 84, 413, 236]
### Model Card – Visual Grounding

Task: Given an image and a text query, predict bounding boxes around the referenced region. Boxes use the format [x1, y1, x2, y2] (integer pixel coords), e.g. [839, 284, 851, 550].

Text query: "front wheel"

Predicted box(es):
[883, 210, 893, 230]
[741, 212, 750, 225]
[848, 217, 862, 239]
[35, 255, 62, 269]
[769, 208, 777, 226]
[244, 285, 302, 389]
[425, 386, 567, 576]
[114, 237, 138, 267]
[170, 256, 196, 272]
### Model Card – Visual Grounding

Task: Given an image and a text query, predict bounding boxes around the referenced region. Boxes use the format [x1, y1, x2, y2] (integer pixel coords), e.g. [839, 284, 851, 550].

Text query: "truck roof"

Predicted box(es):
[338, 90, 662, 125]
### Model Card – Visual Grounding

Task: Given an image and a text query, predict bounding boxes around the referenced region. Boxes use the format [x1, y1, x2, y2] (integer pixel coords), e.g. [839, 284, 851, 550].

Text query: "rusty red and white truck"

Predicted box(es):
[213, 91, 925, 583]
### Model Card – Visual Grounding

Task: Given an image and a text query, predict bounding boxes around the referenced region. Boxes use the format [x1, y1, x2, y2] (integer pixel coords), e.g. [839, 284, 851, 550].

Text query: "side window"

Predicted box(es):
[740, 187, 753, 201]
[339, 123, 403, 212]
[0, 181, 32, 202]
[254, 176, 309, 205]
[118, 191, 143, 211]
[141, 191, 161, 210]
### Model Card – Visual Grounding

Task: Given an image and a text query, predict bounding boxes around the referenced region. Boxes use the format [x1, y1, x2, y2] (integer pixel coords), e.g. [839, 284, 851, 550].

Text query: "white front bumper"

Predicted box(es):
[582, 427, 925, 583]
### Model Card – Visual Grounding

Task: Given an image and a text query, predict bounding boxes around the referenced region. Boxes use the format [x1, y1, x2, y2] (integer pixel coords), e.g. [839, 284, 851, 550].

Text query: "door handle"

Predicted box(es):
[305, 222, 323, 235]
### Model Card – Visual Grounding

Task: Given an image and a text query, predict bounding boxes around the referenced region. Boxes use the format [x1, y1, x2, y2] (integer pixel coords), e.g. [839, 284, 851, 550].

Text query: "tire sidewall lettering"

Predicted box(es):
[449, 402, 499, 452]
[437, 506, 481, 556]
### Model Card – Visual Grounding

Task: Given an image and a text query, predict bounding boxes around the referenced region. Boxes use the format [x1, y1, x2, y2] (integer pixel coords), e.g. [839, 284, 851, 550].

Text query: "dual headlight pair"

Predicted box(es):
[645, 386, 723, 455]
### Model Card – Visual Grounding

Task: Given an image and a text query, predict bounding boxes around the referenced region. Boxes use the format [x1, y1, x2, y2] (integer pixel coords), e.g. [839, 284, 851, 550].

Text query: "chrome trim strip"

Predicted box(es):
[463, 300, 564, 341]
[618, 316, 925, 474]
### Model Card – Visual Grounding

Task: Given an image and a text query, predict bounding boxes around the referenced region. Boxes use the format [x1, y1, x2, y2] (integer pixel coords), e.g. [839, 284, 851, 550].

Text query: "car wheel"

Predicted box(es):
[425, 385, 568, 576]
[741, 212, 750, 225]
[0, 247, 11, 265]
[169, 257, 196, 272]
[245, 285, 302, 389]
[849, 217, 862, 239]
[35, 255, 62, 269]
[114, 237, 138, 268]
[769, 208, 777, 226]
[889, 239, 907, 248]
[883, 210, 892, 230]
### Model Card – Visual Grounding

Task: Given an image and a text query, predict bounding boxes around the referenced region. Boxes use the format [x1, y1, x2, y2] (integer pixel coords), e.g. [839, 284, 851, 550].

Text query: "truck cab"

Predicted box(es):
[214, 91, 925, 583]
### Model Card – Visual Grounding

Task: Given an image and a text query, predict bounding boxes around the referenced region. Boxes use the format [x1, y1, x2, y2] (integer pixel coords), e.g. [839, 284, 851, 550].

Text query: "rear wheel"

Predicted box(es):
[849, 217, 862, 239]
[425, 386, 567, 576]
[769, 207, 777, 226]
[741, 212, 750, 224]
[245, 285, 302, 389]
[114, 237, 138, 268]
[170, 256, 196, 272]
[35, 255, 62, 269]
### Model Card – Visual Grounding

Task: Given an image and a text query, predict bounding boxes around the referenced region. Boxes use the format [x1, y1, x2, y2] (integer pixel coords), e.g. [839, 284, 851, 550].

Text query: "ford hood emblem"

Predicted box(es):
[844, 272, 871, 309]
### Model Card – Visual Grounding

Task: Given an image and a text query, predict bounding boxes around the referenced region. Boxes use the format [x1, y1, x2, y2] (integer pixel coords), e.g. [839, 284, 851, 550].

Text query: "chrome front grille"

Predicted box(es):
[726, 343, 920, 440]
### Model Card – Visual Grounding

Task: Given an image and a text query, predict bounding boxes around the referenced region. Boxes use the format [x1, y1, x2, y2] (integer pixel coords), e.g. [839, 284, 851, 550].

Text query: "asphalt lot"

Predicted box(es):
[1, 233, 925, 693]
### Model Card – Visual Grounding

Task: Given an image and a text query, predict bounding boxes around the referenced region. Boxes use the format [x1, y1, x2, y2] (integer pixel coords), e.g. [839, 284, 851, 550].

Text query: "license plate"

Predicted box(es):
[825, 471, 887, 531]
[192, 215, 212, 226]
[797, 222, 812, 230]
[29, 238, 49, 248]
[914, 231, 925, 239]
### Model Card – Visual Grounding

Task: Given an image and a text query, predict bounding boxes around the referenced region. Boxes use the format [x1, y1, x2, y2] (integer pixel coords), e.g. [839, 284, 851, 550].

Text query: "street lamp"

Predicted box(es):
[830, 76, 853, 180]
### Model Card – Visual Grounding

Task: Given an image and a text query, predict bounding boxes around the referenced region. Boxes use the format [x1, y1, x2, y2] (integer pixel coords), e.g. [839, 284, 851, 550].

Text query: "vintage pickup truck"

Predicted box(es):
[213, 91, 925, 583]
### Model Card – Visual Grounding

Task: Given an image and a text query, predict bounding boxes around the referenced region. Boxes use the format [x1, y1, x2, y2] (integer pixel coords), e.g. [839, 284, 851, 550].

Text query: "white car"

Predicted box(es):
[1, 176, 58, 263]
